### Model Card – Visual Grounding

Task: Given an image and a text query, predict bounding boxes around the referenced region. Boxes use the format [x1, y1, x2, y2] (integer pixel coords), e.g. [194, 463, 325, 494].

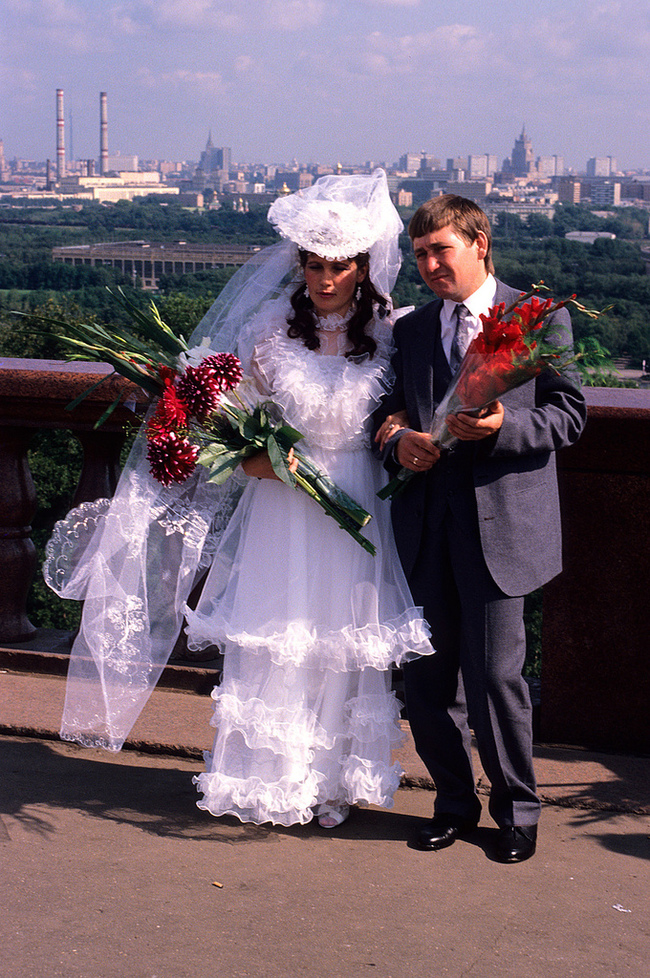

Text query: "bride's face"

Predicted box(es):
[304, 254, 367, 319]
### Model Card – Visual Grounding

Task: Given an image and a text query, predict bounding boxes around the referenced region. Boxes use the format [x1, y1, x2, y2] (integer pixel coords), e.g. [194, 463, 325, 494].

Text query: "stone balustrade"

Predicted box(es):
[541, 387, 650, 754]
[0, 358, 146, 641]
[0, 362, 648, 753]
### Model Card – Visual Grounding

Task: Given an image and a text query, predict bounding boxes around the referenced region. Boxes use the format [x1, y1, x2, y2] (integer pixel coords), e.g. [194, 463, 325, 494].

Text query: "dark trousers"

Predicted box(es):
[404, 459, 540, 828]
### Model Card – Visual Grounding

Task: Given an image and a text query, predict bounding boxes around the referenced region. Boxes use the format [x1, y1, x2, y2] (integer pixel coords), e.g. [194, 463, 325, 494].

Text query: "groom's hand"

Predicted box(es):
[447, 400, 504, 441]
[396, 431, 440, 472]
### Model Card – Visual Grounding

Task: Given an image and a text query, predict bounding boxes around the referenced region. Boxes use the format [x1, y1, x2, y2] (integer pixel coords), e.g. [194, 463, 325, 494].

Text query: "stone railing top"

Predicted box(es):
[0, 358, 148, 430]
[583, 387, 650, 413]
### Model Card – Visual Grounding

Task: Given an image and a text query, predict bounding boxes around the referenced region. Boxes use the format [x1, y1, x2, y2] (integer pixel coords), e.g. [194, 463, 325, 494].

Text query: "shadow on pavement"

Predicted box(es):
[0, 737, 428, 846]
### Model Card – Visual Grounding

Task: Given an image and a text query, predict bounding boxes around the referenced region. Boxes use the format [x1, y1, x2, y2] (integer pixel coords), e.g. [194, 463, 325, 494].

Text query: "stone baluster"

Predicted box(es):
[74, 430, 126, 506]
[0, 427, 38, 641]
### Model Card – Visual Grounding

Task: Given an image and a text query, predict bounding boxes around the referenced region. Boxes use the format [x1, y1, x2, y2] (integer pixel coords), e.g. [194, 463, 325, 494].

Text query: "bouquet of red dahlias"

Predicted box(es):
[378, 285, 608, 501]
[146, 355, 376, 555]
[22, 289, 376, 555]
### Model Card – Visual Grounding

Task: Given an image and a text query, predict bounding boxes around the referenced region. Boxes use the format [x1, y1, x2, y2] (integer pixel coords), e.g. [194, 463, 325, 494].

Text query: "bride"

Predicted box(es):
[46, 169, 434, 829]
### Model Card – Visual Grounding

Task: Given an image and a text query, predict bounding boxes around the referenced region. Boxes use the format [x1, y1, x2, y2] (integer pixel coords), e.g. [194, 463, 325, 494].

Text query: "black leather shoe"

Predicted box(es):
[495, 825, 537, 863]
[415, 813, 479, 851]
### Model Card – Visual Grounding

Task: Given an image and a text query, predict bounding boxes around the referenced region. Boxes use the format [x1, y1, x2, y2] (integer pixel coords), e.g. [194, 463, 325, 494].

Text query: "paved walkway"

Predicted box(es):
[1, 663, 649, 978]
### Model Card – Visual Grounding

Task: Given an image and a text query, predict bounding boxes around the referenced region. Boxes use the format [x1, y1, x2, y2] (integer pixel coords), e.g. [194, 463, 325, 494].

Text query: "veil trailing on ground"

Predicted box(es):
[44, 169, 403, 751]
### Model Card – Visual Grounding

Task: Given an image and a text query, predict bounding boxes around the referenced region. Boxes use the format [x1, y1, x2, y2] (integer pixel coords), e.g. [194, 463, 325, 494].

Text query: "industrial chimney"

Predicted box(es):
[99, 91, 108, 175]
[56, 88, 65, 179]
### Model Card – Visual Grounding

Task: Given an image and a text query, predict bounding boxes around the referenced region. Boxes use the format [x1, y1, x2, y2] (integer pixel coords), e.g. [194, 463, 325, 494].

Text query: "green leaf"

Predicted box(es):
[92, 394, 125, 429]
[201, 451, 247, 484]
[275, 424, 304, 448]
[242, 414, 265, 441]
[198, 443, 231, 466]
[106, 287, 187, 354]
[267, 435, 295, 487]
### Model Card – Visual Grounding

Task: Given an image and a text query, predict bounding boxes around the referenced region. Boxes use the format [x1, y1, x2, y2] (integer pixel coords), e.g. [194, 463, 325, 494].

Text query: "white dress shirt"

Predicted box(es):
[440, 273, 497, 366]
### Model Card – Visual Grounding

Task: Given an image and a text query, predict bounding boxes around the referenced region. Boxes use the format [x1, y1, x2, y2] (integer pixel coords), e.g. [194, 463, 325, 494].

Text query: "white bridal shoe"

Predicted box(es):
[317, 803, 350, 829]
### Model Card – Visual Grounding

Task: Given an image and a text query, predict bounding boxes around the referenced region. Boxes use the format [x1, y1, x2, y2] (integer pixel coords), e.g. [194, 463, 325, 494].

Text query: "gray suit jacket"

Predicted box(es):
[377, 280, 587, 597]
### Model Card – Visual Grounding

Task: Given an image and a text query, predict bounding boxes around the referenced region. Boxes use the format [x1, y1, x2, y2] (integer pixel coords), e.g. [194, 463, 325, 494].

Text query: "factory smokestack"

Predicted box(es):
[56, 88, 66, 179]
[100, 91, 108, 175]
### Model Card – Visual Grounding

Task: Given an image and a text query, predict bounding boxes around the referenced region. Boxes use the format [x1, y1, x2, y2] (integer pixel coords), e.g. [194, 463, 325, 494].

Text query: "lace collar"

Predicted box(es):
[315, 306, 355, 332]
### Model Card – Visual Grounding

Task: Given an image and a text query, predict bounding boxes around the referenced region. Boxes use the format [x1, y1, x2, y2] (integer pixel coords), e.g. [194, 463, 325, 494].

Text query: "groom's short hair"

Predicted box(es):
[409, 194, 494, 275]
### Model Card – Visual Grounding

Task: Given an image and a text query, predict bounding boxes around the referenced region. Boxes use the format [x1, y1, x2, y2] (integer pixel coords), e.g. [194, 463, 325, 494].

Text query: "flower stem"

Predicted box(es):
[293, 468, 376, 556]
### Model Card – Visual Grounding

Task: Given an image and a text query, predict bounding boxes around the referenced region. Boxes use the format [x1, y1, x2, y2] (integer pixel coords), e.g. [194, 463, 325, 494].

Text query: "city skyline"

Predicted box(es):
[1, 0, 649, 170]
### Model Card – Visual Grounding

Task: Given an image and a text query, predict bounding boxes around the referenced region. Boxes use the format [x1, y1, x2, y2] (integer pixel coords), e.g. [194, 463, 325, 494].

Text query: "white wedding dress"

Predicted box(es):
[185, 299, 433, 826]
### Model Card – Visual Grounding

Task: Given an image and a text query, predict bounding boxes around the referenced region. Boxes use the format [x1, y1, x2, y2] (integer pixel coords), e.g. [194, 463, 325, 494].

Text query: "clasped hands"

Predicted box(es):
[375, 401, 504, 472]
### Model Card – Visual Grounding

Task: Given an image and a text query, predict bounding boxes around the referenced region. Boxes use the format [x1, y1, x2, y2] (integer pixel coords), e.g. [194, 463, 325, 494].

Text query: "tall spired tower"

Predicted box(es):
[511, 125, 533, 177]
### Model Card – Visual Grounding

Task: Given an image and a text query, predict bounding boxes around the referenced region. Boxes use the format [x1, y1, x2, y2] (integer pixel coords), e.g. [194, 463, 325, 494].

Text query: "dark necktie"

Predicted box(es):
[450, 303, 472, 372]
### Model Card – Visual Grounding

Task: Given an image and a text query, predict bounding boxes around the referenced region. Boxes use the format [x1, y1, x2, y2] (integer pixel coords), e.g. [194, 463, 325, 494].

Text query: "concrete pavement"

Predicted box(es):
[1, 661, 649, 978]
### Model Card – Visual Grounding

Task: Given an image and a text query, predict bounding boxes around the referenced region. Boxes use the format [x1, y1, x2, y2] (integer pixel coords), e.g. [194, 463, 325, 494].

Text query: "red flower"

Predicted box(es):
[147, 385, 189, 441]
[158, 365, 178, 386]
[176, 364, 224, 420]
[147, 431, 198, 486]
[512, 296, 553, 331]
[200, 352, 243, 392]
[478, 303, 506, 350]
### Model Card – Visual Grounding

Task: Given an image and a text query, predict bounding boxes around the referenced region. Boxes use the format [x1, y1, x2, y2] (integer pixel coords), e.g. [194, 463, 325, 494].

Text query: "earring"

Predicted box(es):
[356, 286, 362, 301]
[304, 284, 310, 300]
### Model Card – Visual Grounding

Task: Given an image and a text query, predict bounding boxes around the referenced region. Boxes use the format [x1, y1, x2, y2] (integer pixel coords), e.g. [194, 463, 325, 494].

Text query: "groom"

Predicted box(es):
[375, 195, 586, 862]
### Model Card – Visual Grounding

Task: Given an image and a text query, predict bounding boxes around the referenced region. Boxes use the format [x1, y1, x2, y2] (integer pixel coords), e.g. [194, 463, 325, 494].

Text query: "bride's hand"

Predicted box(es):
[375, 410, 410, 450]
[241, 448, 298, 480]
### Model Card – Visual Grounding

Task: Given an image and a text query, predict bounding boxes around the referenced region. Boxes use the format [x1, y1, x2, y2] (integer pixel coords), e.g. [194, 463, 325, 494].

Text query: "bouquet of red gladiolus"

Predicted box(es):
[21, 289, 376, 555]
[378, 284, 608, 501]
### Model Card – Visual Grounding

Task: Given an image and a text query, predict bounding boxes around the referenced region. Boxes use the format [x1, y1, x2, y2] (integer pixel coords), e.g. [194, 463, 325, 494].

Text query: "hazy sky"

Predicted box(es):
[2, 0, 649, 170]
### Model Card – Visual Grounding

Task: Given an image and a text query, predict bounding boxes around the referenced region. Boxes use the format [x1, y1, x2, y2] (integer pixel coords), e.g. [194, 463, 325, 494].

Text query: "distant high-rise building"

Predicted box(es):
[587, 180, 621, 207]
[445, 180, 492, 205]
[199, 133, 231, 176]
[104, 153, 139, 172]
[194, 134, 231, 190]
[586, 156, 617, 177]
[420, 154, 441, 171]
[399, 152, 422, 174]
[537, 155, 565, 178]
[467, 154, 498, 179]
[557, 177, 581, 204]
[446, 156, 468, 173]
[468, 155, 488, 179]
[511, 126, 534, 177]
[273, 170, 313, 191]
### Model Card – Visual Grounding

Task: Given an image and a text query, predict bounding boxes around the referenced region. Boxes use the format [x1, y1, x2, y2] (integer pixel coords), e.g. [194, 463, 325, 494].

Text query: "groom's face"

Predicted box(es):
[412, 225, 489, 303]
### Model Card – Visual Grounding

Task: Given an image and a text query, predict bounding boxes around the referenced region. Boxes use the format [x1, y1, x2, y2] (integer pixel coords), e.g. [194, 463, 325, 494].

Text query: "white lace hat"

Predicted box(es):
[267, 169, 402, 273]
[269, 196, 376, 260]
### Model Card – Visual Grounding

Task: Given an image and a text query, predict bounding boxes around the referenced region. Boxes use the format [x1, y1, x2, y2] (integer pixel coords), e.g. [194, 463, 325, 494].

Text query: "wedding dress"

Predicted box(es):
[185, 299, 433, 826]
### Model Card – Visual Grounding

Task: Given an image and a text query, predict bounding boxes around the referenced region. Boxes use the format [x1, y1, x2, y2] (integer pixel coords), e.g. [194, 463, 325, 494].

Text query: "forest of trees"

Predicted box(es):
[1, 194, 648, 649]
[2, 196, 649, 362]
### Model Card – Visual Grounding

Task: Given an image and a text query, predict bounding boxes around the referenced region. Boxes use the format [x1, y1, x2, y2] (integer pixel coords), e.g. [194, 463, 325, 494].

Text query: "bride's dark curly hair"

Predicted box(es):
[287, 250, 389, 359]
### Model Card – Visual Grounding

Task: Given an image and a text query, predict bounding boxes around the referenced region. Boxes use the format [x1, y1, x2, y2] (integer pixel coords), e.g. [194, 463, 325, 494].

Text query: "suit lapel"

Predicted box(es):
[494, 279, 523, 308]
[408, 301, 441, 432]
